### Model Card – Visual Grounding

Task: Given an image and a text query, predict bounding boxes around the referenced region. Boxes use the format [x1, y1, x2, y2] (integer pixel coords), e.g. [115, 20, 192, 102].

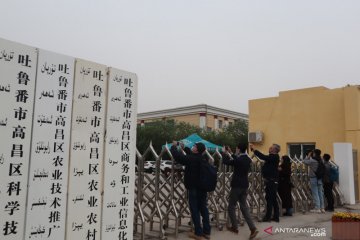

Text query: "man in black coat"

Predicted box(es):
[222, 143, 259, 239]
[250, 143, 280, 222]
[323, 153, 335, 212]
[170, 141, 210, 240]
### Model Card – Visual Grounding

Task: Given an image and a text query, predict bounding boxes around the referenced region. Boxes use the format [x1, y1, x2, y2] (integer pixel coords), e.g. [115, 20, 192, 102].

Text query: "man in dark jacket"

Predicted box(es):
[323, 153, 334, 212]
[222, 143, 259, 239]
[250, 143, 280, 222]
[170, 141, 210, 240]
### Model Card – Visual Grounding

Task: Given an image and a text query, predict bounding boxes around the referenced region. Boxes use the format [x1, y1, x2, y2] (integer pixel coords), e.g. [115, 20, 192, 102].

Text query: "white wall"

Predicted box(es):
[334, 143, 355, 204]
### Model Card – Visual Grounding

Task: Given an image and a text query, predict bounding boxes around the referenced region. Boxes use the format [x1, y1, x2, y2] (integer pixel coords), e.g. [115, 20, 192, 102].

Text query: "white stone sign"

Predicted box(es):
[0, 37, 138, 240]
[102, 68, 137, 239]
[66, 59, 107, 240]
[25, 49, 74, 239]
[0, 38, 37, 239]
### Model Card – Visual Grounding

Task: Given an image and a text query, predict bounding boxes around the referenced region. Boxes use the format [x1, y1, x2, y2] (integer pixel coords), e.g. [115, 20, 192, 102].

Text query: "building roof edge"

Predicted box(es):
[138, 104, 248, 120]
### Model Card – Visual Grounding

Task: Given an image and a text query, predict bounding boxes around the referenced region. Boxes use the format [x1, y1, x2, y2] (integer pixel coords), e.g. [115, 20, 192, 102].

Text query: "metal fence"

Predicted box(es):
[133, 144, 344, 239]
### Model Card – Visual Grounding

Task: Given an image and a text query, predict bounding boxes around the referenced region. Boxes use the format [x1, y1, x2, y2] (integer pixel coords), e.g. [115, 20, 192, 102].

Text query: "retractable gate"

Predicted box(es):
[133, 144, 344, 239]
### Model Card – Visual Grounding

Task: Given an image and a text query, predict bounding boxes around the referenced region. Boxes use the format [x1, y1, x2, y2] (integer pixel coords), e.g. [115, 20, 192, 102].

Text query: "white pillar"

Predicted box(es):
[334, 143, 355, 204]
[224, 117, 229, 127]
[214, 116, 218, 130]
[199, 113, 206, 129]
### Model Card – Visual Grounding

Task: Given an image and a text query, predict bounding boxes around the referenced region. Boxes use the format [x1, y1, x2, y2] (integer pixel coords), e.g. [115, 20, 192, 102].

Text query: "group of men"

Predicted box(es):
[170, 140, 337, 240]
[170, 141, 282, 239]
[303, 149, 336, 213]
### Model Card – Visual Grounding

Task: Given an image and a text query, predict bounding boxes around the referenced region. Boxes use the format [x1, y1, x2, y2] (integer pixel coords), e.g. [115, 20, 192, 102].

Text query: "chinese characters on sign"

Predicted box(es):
[66, 60, 107, 240]
[102, 69, 138, 240]
[0, 38, 37, 240]
[0, 38, 138, 240]
[25, 50, 74, 240]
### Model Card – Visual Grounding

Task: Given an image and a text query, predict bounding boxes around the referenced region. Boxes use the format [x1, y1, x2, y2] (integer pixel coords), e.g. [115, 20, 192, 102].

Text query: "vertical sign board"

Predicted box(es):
[102, 68, 137, 240]
[24, 50, 74, 239]
[66, 60, 107, 240]
[0, 38, 37, 239]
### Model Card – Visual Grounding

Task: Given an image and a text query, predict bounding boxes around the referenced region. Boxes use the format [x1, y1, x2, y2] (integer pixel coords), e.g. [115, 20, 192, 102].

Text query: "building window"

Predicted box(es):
[218, 120, 223, 129]
[199, 113, 206, 129]
[288, 143, 315, 159]
[228, 122, 233, 127]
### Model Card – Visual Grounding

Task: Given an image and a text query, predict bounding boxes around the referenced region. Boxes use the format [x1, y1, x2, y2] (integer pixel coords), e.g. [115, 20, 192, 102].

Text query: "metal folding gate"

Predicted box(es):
[133, 144, 344, 239]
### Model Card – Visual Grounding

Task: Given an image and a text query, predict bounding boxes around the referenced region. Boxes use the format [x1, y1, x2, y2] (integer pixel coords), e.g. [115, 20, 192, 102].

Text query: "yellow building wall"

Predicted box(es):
[345, 88, 360, 128]
[249, 87, 347, 156]
[207, 114, 215, 130]
[249, 85, 360, 200]
[206, 115, 236, 130]
[344, 86, 360, 199]
[171, 114, 200, 126]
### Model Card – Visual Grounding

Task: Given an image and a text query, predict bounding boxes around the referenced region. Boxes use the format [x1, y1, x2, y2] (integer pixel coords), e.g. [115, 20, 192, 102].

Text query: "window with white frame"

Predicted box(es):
[288, 143, 315, 159]
[218, 120, 223, 129]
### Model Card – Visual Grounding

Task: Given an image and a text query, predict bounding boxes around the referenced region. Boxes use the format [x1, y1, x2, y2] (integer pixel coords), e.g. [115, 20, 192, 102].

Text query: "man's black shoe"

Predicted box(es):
[271, 218, 279, 222]
[262, 217, 271, 222]
[249, 228, 259, 239]
[226, 226, 239, 234]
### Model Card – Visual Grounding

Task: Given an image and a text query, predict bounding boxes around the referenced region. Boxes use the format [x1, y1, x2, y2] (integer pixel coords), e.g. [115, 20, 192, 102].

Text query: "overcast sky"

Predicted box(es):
[1, 0, 359, 114]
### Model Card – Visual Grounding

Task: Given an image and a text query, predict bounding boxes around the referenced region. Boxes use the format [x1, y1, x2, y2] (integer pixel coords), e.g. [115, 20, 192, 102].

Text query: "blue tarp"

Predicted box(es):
[163, 133, 222, 152]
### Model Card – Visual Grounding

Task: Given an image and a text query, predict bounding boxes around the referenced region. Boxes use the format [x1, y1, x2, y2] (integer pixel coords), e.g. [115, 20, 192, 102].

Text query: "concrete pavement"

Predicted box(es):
[163, 204, 360, 240]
